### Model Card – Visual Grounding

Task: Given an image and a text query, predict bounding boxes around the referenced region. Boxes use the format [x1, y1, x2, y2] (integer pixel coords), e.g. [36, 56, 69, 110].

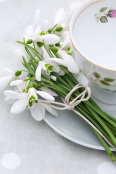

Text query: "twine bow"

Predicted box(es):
[41, 84, 115, 149]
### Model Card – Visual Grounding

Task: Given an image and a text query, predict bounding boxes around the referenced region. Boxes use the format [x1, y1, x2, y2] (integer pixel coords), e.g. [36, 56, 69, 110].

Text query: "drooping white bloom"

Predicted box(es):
[25, 9, 49, 40]
[35, 58, 66, 81]
[4, 87, 58, 121]
[25, 9, 41, 38]
[57, 49, 79, 74]
[54, 8, 65, 25]
[40, 86, 58, 96]
[0, 68, 18, 91]
[10, 80, 29, 91]
[32, 34, 60, 45]
[61, 33, 74, 52]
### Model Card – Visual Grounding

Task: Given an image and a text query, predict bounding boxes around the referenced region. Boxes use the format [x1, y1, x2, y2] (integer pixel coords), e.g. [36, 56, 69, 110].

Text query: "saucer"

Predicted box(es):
[44, 73, 116, 151]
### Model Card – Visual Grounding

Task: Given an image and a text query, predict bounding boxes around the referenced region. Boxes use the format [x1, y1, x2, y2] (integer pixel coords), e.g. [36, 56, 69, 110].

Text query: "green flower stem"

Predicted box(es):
[77, 105, 116, 147]
[17, 39, 116, 161]
[94, 130, 116, 162]
[47, 75, 116, 146]
[16, 41, 44, 61]
[47, 24, 58, 34]
[86, 106, 116, 146]
[55, 78, 116, 147]
[43, 40, 54, 58]
[85, 102, 116, 128]
[104, 121, 116, 133]
[67, 71, 116, 123]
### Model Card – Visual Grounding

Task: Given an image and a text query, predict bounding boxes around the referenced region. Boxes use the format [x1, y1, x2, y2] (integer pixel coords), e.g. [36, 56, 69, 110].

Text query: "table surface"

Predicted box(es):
[0, 0, 116, 173]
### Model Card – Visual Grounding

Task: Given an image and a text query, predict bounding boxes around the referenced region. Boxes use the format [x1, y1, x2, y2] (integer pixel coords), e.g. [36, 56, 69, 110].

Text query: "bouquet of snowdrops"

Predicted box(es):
[0, 7, 116, 161]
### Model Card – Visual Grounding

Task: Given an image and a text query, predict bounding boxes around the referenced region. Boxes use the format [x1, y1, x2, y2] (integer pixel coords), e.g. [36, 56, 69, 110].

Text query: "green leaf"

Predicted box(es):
[104, 78, 115, 82]
[100, 80, 111, 86]
[93, 72, 101, 78]
[100, 7, 108, 12]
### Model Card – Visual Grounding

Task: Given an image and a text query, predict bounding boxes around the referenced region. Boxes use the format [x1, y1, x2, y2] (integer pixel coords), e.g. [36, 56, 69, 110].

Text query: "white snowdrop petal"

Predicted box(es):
[61, 34, 71, 49]
[4, 97, 17, 104]
[4, 90, 27, 99]
[43, 103, 58, 117]
[40, 86, 58, 96]
[25, 25, 33, 36]
[34, 25, 41, 36]
[33, 9, 40, 33]
[29, 88, 38, 100]
[41, 19, 49, 31]
[35, 64, 42, 81]
[47, 58, 66, 66]
[30, 101, 45, 121]
[32, 35, 41, 42]
[53, 64, 61, 72]
[0, 68, 13, 77]
[57, 69, 65, 76]
[50, 75, 57, 81]
[98, 162, 116, 174]
[10, 97, 28, 114]
[58, 50, 79, 73]
[42, 34, 60, 44]
[54, 8, 65, 25]
[36, 90, 55, 101]
[10, 80, 23, 86]
[0, 76, 13, 91]
[41, 46, 51, 60]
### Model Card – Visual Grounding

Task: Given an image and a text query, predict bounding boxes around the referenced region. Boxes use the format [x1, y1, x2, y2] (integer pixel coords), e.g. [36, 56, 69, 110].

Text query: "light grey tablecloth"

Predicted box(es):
[0, 0, 116, 173]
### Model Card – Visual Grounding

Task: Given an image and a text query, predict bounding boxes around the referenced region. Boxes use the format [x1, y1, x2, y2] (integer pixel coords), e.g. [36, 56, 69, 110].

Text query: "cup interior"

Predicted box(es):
[70, 0, 116, 71]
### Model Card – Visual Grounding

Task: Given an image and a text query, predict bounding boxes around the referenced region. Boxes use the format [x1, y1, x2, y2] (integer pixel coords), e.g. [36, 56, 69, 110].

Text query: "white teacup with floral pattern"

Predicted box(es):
[70, 0, 116, 104]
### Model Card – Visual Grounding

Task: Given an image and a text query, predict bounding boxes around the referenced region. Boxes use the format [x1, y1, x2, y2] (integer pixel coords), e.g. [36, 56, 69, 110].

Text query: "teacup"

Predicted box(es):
[70, 0, 116, 104]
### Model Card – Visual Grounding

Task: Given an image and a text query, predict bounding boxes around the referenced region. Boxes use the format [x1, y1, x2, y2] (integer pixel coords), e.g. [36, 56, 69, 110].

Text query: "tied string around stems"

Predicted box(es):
[40, 84, 116, 149]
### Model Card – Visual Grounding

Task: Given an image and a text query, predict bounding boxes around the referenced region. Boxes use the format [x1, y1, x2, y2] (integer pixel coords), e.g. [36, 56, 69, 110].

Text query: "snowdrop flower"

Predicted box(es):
[57, 49, 79, 74]
[61, 33, 74, 53]
[4, 87, 58, 121]
[31, 34, 60, 45]
[10, 80, 29, 91]
[0, 68, 18, 91]
[25, 9, 41, 38]
[54, 8, 65, 26]
[25, 9, 49, 42]
[36, 58, 66, 81]
[40, 46, 51, 60]
[40, 86, 58, 97]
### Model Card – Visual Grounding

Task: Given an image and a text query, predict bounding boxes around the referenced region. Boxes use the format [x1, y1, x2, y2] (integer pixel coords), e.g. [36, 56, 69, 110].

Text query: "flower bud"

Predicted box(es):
[47, 28, 52, 34]
[55, 42, 60, 47]
[50, 47, 58, 53]
[26, 39, 33, 44]
[37, 42, 43, 47]
[28, 81, 35, 88]
[56, 26, 63, 32]
[15, 70, 22, 76]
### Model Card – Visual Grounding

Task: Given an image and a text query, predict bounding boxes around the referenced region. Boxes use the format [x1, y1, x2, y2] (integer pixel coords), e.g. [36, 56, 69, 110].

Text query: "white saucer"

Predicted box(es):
[44, 73, 116, 151]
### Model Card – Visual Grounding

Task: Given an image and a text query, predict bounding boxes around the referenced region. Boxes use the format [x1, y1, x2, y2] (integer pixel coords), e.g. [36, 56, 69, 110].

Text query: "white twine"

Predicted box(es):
[40, 84, 115, 149]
